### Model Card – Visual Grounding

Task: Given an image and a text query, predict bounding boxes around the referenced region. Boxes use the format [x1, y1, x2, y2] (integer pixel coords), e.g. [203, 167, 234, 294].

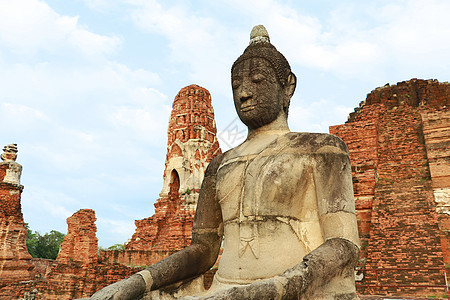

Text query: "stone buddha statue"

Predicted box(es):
[90, 25, 360, 300]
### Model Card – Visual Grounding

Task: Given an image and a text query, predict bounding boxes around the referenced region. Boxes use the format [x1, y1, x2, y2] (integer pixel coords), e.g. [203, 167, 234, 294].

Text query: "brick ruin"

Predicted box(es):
[120, 84, 221, 260]
[0, 144, 34, 287]
[57, 209, 99, 265]
[330, 79, 449, 297]
[0, 147, 138, 299]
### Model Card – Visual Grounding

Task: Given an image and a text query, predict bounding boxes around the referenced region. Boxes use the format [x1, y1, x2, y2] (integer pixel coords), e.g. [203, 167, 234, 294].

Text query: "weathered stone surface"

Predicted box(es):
[421, 108, 450, 267]
[58, 209, 98, 265]
[125, 84, 221, 257]
[330, 78, 449, 297]
[0, 144, 34, 287]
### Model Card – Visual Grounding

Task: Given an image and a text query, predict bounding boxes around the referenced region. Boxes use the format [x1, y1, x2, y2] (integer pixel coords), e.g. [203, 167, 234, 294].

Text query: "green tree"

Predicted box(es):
[26, 224, 66, 259]
[107, 244, 125, 251]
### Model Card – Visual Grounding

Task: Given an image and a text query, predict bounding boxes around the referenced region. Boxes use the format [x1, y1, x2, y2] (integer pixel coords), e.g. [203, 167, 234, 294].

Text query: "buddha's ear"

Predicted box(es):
[283, 73, 296, 113]
[284, 72, 296, 99]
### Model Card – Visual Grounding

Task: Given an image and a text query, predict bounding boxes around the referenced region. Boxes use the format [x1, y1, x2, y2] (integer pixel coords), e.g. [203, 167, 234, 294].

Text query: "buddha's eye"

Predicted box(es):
[252, 73, 265, 83]
[232, 78, 241, 89]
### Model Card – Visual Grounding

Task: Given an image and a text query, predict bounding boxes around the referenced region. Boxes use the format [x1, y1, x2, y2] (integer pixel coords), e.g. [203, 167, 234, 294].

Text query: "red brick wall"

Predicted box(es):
[330, 104, 381, 263]
[0, 261, 139, 300]
[330, 79, 449, 297]
[57, 209, 98, 265]
[98, 249, 177, 267]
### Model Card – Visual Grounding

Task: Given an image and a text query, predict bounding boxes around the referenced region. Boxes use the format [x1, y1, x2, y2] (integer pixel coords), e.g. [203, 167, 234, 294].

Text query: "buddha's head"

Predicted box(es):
[231, 25, 296, 129]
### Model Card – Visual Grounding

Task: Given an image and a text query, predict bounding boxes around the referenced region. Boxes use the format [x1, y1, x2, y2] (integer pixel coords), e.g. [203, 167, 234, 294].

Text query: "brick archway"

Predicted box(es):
[169, 169, 180, 197]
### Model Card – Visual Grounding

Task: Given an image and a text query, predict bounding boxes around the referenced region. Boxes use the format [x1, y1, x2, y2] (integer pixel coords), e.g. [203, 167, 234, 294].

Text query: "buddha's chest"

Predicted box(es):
[216, 152, 319, 223]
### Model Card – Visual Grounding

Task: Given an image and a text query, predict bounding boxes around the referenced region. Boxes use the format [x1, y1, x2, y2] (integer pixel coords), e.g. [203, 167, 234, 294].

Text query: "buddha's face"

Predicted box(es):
[232, 57, 285, 129]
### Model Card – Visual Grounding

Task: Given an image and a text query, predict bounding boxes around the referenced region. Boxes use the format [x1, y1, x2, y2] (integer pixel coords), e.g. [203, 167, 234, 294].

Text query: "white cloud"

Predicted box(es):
[97, 218, 135, 239]
[0, 60, 161, 109]
[279, 0, 450, 78]
[374, 1, 450, 63]
[82, 0, 117, 11]
[1, 102, 49, 123]
[289, 100, 353, 133]
[126, 1, 240, 96]
[207, 0, 450, 80]
[0, 0, 121, 56]
[111, 106, 168, 140]
[22, 185, 81, 227]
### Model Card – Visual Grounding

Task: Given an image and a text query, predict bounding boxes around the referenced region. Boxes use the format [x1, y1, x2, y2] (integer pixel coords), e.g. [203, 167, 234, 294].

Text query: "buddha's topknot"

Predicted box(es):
[232, 25, 293, 88]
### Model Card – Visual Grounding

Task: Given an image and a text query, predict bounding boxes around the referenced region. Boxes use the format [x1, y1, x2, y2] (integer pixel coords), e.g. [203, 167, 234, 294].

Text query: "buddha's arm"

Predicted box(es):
[143, 154, 224, 290]
[285, 147, 360, 296]
[89, 155, 224, 300]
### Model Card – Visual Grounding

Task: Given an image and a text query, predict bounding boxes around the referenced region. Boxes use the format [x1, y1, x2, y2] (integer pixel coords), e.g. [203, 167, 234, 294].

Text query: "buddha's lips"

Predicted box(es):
[240, 104, 255, 112]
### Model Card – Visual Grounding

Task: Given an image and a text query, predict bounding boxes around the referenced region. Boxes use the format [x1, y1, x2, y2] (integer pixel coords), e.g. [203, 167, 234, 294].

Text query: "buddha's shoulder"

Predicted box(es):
[281, 132, 349, 154]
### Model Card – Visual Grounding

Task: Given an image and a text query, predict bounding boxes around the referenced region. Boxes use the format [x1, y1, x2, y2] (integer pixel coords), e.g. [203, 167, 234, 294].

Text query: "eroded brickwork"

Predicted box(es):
[0, 206, 139, 299]
[98, 249, 177, 267]
[0, 261, 139, 300]
[125, 85, 221, 257]
[330, 79, 449, 297]
[0, 144, 34, 287]
[58, 209, 98, 265]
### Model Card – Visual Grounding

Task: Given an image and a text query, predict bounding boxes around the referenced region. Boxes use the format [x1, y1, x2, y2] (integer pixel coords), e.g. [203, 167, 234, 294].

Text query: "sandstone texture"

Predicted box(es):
[330, 78, 449, 297]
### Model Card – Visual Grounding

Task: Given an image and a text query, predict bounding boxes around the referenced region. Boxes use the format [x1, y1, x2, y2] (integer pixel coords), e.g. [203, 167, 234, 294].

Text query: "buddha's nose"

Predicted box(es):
[240, 89, 253, 102]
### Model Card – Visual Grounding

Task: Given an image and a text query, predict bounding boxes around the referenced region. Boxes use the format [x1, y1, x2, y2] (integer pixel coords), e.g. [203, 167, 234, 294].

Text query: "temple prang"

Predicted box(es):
[125, 84, 222, 253]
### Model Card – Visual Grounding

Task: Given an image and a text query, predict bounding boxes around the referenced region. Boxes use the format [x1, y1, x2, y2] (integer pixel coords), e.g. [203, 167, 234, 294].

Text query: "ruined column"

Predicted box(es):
[58, 209, 99, 265]
[0, 144, 34, 286]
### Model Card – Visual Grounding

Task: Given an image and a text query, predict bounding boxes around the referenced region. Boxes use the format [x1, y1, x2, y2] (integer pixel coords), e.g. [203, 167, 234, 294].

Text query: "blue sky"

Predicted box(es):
[1, 0, 449, 247]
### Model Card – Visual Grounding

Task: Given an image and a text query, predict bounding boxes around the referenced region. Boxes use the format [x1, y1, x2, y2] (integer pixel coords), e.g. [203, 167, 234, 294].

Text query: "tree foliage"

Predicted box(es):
[26, 224, 66, 260]
[107, 243, 125, 251]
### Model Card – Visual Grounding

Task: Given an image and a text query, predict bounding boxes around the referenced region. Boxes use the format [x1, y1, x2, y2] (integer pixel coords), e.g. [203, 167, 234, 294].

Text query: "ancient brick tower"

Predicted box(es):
[58, 209, 98, 265]
[330, 79, 449, 297]
[0, 144, 34, 286]
[126, 85, 221, 252]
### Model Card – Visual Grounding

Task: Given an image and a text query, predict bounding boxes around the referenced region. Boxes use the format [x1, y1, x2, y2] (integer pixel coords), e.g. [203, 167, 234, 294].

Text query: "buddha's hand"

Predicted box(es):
[278, 259, 309, 298]
[182, 275, 304, 300]
[88, 274, 146, 300]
